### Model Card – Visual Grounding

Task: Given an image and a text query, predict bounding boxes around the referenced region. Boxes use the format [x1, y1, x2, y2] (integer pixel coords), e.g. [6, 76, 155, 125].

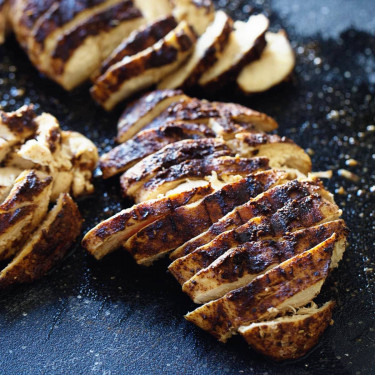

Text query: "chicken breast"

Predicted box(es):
[120, 138, 231, 200]
[116, 89, 190, 143]
[199, 15, 269, 88]
[0, 170, 52, 261]
[82, 184, 213, 260]
[102, 122, 215, 179]
[184, 234, 338, 342]
[169, 191, 341, 284]
[91, 21, 197, 110]
[134, 0, 172, 22]
[96, 16, 178, 80]
[124, 169, 287, 265]
[135, 156, 271, 202]
[0, 193, 82, 288]
[237, 31, 295, 93]
[238, 301, 335, 361]
[183, 220, 348, 303]
[0, 167, 22, 203]
[170, 178, 330, 260]
[158, 10, 233, 89]
[0, 105, 37, 163]
[172, 0, 214, 36]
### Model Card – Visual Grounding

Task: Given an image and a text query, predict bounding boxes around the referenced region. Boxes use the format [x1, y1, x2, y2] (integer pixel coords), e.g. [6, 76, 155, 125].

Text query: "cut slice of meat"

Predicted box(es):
[145, 98, 278, 132]
[0, 105, 37, 163]
[158, 10, 233, 89]
[0, 167, 22, 203]
[91, 20, 197, 110]
[198, 14, 269, 88]
[184, 234, 338, 342]
[102, 122, 215, 179]
[82, 184, 213, 260]
[135, 156, 270, 202]
[172, 0, 215, 35]
[134, 0, 173, 22]
[116, 89, 190, 143]
[237, 31, 295, 93]
[0, 170, 52, 261]
[228, 133, 312, 175]
[238, 301, 335, 361]
[120, 138, 231, 200]
[124, 169, 287, 265]
[49, 1, 145, 90]
[96, 16, 178, 80]
[169, 191, 341, 284]
[183, 220, 348, 303]
[0, 193, 83, 288]
[170, 178, 330, 260]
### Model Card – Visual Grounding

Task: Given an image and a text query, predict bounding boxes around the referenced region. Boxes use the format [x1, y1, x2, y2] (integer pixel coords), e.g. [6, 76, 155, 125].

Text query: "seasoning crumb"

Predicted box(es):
[345, 159, 359, 167]
[366, 125, 375, 132]
[306, 148, 315, 156]
[338, 169, 360, 182]
[309, 170, 332, 179]
[336, 186, 347, 195]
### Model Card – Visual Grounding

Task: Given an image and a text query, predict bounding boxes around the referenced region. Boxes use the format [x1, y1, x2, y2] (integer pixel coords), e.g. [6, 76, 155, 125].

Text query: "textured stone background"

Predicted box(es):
[0, 1, 374, 374]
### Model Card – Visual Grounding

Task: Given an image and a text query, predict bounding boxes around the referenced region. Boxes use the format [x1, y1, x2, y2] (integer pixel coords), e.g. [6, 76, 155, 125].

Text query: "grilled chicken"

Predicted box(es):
[0, 167, 22, 202]
[182, 220, 348, 303]
[91, 21, 197, 110]
[172, 0, 215, 36]
[82, 184, 213, 260]
[0, 193, 82, 288]
[101, 122, 215, 178]
[158, 10, 233, 89]
[133, 0, 172, 23]
[9, 0, 146, 90]
[170, 193, 341, 286]
[239, 301, 335, 361]
[0, 170, 52, 261]
[0, 105, 37, 163]
[96, 16, 178, 80]
[120, 138, 231, 200]
[116, 89, 190, 142]
[124, 170, 287, 265]
[184, 234, 340, 342]
[237, 31, 295, 93]
[170, 178, 329, 261]
[199, 15, 268, 88]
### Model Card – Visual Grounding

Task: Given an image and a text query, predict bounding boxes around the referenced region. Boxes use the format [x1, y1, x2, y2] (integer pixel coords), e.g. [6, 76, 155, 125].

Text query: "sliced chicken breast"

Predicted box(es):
[82, 184, 213, 260]
[199, 14, 269, 88]
[124, 169, 287, 265]
[237, 31, 295, 93]
[0, 193, 82, 288]
[238, 301, 335, 361]
[0, 167, 23, 203]
[158, 10, 233, 89]
[184, 234, 338, 342]
[91, 21, 197, 110]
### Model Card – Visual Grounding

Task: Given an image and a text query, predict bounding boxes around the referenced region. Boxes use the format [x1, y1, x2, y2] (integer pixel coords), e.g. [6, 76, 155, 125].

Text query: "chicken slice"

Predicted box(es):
[91, 21, 197, 110]
[183, 220, 348, 303]
[96, 16, 178, 80]
[237, 31, 295, 93]
[134, 0, 172, 22]
[169, 190, 341, 284]
[82, 184, 213, 260]
[228, 133, 312, 175]
[0, 167, 23, 203]
[199, 14, 269, 88]
[184, 234, 339, 342]
[135, 156, 271, 202]
[238, 301, 335, 361]
[170, 178, 330, 260]
[120, 138, 231, 200]
[49, 1, 145, 90]
[0, 105, 37, 162]
[0, 193, 82, 288]
[0, 170, 52, 261]
[172, 0, 214, 35]
[146, 98, 278, 132]
[102, 122, 216, 179]
[124, 169, 287, 265]
[158, 10, 233, 89]
[116, 89, 190, 143]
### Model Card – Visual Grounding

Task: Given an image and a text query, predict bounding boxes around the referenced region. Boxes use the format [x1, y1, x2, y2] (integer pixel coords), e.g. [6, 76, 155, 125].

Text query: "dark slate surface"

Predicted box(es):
[0, 1, 374, 374]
